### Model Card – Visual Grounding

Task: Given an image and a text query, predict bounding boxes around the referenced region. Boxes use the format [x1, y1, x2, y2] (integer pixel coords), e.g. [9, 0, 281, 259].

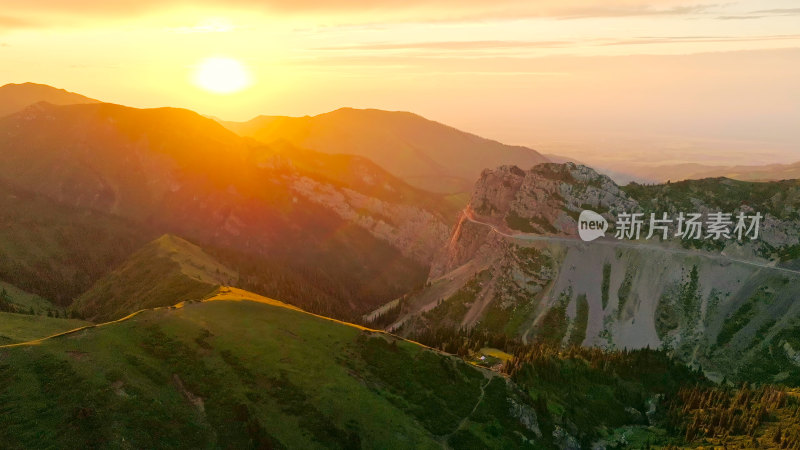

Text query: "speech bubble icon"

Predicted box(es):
[578, 210, 608, 242]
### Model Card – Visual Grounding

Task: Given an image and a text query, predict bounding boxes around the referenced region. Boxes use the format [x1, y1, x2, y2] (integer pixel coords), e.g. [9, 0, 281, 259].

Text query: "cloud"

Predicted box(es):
[716, 15, 764, 20]
[715, 7, 800, 20]
[751, 8, 800, 16]
[4, 0, 716, 24]
[281, 47, 800, 77]
[0, 15, 37, 29]
[601, 34, 800, 46]
[550, 4, 710, 19]
[310, 34, 800, 56]
[315, 40, 572, 51]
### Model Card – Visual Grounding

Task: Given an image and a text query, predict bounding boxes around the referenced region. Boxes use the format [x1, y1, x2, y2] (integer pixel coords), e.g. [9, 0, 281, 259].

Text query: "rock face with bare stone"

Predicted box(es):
[391, 162, 800, 384]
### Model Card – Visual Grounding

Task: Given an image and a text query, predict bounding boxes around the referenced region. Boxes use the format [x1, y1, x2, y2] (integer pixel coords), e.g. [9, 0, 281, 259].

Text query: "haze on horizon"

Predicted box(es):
[1, 0, 799, 169]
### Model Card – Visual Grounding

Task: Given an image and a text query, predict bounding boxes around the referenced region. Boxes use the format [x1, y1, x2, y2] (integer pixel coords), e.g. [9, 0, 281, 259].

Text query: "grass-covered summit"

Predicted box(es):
[69, 234, 237, 322]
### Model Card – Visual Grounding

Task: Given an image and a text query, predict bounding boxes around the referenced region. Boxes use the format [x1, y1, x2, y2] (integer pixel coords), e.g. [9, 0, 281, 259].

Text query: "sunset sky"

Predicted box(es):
[2, 0, 799, 167]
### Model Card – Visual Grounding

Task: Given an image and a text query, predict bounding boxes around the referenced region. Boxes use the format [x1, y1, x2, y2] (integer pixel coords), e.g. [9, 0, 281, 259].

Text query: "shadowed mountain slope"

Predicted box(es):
[0, 82, 99, 118]
[0, 101, 456, 317]
[222, 107, 549, 195]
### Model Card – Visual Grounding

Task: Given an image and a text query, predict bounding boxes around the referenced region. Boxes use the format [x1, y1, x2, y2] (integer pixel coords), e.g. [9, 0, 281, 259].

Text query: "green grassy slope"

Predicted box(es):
[0, 291, 542, 449]
[0, 312, 90, 345]
[70, 235, 236, 322]
[4, 287, 791, 448]
[0, 280, 61, 315]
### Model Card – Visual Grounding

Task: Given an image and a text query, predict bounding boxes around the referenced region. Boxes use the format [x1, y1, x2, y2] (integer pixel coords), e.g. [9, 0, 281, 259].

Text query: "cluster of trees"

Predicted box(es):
[0, 216, 149, 307]
[405, 326, 525, 358]
[364, 299, 404, 329]
[403, 323, 704, 393]
[380, 317, 800, 448]
[502, 343, 705, 388]
[207, 245, 428, 323]
[401, 322, 692, 376]
[667, 384, 800, 448]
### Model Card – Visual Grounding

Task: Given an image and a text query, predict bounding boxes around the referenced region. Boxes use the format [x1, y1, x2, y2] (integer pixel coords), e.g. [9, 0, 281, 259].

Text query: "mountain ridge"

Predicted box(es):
[0, 100, 449, 317]
[630, 160, 800, 184]
[3, 83, 800, 448]
[69, 234, 237, 322]
[221, 107, 549, 194]
[0, 82, 99, 118]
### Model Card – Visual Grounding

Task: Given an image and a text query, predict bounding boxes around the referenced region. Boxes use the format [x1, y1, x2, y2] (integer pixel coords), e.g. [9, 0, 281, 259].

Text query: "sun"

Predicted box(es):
[193, 57, 251, 94]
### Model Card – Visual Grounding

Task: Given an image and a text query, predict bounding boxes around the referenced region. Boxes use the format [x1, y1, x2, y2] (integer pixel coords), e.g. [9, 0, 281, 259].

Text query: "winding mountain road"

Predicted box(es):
[462, 210, 800, 277]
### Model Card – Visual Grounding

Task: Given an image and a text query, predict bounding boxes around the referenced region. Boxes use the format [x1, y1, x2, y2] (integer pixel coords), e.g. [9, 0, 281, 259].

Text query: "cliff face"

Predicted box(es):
[431, 163, 638, 277]
[289, 175, 449, 264]
[469, 164, 634, 234]
[394, 163, 800, 383]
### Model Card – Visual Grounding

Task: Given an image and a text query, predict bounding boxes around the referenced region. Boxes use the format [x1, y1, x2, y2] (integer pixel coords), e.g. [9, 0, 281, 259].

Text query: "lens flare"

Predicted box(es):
[193, 57, 250, 94]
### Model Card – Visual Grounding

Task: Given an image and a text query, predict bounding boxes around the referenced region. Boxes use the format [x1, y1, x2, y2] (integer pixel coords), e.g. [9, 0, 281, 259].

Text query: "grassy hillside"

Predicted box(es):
[0, 312, 90, 345]
[0, 288, 544, 449]
[0, 280, 62, 315]
[70, 235, 236, 321]
[3, 287, 797, 448]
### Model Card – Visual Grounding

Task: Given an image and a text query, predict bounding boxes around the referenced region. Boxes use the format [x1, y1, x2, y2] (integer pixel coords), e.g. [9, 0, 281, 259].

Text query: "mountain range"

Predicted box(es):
[1, 82, 800, 448]
[625, 160, 800, 184]
[0, 82, 98, 117]
[221, 108, 549, 195]
[0, 97, 454, 318]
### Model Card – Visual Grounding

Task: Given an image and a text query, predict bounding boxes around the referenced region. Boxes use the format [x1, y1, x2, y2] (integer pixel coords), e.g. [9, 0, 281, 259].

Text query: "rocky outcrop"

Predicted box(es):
[290, 175, 449, 263]
[393, 162, 800, 383]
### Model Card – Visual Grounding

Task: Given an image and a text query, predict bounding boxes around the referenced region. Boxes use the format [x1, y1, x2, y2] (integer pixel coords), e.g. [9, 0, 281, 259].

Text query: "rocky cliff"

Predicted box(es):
[388, 163, 800, 384]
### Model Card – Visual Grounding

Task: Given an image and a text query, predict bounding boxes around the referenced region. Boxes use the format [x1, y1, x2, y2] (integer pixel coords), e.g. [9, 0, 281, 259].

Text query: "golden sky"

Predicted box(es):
[1, 0, 799, 166]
